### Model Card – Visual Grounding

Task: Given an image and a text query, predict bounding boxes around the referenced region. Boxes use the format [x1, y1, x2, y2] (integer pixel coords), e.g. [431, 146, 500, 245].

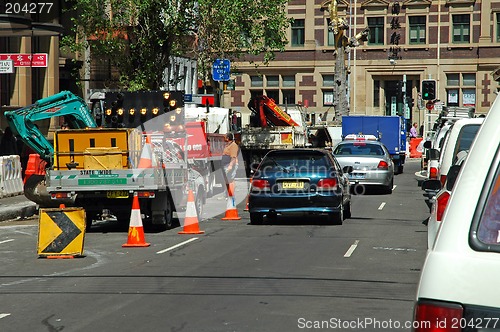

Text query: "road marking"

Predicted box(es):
[0, 239, 14, 245]
[378, 202, 386, 210]
[0, 313, 11, 319]
[344, 240, 359, 257]
[393, 185, 397, 190]
[373, 246, 417, 252]
[156, 237, 199, 254]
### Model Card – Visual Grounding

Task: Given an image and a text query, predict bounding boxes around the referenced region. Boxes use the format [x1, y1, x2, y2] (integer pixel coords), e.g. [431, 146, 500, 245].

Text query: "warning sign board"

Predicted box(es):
[37, 207, 86, 258]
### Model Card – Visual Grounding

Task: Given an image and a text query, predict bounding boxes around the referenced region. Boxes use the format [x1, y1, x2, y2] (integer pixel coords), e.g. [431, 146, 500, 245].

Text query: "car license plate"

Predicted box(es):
[106, 190, 129, 198]
[349, 173, 365, 179]
[282, 181, 304, 189]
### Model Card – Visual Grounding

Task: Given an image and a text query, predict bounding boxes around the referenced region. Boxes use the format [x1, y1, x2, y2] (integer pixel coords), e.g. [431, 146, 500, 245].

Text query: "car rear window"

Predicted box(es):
[453, 124, 481, 162]
[333, 143, 384, 156]
[259, 151, 330, 169]
[472, 150, 500, 250]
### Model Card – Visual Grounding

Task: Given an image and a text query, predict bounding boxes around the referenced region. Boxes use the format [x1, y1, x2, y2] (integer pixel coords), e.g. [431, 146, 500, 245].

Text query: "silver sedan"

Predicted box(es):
[332, 140, 394, 194]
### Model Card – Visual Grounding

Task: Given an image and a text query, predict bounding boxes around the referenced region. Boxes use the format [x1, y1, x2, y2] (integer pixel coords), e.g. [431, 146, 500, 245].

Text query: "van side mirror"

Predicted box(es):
[423, 141, 432, 149]
[446, 164, 461, 191]
[429, 148, 440, 160]
[421, 179, 442, 191]
[343, 166, 354, 174]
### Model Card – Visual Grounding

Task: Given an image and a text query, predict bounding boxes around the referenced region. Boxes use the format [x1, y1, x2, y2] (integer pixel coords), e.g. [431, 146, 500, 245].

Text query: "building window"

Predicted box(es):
[250, 75, 263, 87]
[323, 90, 334, 106]
[291, 19, 305, 46]
[327, 19, 335, 46]
[497, 13, 500, 42]
[266, 90, 279, 102]
[409, 16, 426, 44]
[282, 75, 296, 88]
[250, 90, 264, 99]
[452, 14, 470, 43]
[368, 17, 384, 45]
[267, 75, 279, 87]
[446, 73, 476, 106]
[282, 90, 296, 104]
[323, 74, 335, 87]
[462, 73, 476, 86]
[373, 80, 380, 107]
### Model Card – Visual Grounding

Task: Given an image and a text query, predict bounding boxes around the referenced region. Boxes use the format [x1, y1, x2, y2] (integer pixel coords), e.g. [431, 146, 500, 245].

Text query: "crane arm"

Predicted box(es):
[4, 91, 98, 163]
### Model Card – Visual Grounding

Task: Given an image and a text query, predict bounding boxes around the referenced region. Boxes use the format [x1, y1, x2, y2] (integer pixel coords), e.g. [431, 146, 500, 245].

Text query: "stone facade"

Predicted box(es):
[230, 0, 500, 126]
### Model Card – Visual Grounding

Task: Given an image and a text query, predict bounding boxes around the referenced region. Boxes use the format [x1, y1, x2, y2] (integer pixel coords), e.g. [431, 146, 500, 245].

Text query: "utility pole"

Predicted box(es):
[321, 0, 369, 121]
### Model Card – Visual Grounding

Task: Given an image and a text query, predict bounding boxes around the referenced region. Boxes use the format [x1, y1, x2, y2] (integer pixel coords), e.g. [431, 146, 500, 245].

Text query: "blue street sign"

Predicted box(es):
[212, 59, 230, 81]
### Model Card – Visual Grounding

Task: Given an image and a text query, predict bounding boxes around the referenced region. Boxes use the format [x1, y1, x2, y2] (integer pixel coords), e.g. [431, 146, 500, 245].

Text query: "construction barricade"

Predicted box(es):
[409, 138, 423, 158]
[0, 155, 24, 198]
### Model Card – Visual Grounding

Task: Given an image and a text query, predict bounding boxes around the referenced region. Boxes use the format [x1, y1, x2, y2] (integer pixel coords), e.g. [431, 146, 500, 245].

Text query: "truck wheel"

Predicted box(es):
[152, 196, 177, 229]
[250, 212, 264, 225]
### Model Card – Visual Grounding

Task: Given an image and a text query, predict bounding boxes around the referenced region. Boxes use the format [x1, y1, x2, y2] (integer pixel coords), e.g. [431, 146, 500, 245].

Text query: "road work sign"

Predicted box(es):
[37, 207, 86, 258]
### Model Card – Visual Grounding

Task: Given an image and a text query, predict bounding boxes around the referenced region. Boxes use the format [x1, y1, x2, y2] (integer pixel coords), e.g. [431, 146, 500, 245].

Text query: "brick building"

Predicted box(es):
[229, 0, 500, 126]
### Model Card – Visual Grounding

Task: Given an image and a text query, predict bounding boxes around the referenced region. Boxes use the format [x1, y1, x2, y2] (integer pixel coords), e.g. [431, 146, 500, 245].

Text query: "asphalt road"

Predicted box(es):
[0, 159, 429, 332]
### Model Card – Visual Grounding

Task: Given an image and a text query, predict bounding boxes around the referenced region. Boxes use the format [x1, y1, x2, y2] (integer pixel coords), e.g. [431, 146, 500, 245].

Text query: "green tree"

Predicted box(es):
[63, 0, 291, 91]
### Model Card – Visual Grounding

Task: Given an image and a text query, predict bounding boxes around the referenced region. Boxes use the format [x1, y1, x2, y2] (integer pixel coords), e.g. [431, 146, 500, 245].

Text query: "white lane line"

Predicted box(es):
[156, 237, 199, 254]
[0, 313, 11, 319]
[0, 239, 14, 245]
[378, 202, 386, 210]
[344, 240, 359, 258]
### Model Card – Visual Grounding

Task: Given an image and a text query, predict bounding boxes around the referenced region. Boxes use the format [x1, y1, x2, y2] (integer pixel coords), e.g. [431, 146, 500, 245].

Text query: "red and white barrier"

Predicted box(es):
[0, 155, 24, 198]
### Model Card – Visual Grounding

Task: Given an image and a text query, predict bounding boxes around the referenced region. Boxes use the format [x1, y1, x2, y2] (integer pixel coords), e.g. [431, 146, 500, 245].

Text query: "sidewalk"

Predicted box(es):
[0, 194, 38, 222]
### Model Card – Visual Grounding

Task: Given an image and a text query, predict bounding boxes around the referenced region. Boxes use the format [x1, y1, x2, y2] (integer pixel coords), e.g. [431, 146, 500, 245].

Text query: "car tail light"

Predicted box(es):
[435, 191, 451, 222]
[440, 174, 447, 187]
[251, 179, 270, 191]
[429, 167, 438, 179]
[413, 300, 463, 331]
[377, 160, 389, 170]
[318, 178, 337, 189]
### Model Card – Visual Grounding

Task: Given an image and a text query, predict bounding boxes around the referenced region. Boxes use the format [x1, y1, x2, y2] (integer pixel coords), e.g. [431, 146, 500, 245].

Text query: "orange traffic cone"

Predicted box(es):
[222, 181, 241, 220]
[122, 193, 150, 247]
[179, 189, 204, 234]
[138, 135, 154, 169]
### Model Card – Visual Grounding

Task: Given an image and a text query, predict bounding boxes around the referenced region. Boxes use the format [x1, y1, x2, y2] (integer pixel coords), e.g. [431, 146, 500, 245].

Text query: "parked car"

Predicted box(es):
[421, 150, 468, 248]
[436, 117, 484, 186]
[421, 118, 483, 210]
[248, 149, 351, 225]
[413, 93, 500, 330]
[332, 134, 394, 194]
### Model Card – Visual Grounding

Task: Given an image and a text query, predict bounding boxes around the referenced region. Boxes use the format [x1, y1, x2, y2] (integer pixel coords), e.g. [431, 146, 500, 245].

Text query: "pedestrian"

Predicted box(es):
[221, 132, 239, 186]
[0, 127, 19, 156]
[410, 122, 418, 138]
[231, 111, 238, 131]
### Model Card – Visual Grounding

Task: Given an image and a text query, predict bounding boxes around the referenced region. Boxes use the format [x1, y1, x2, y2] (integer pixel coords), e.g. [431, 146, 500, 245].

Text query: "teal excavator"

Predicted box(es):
[4, 91, 98, 206]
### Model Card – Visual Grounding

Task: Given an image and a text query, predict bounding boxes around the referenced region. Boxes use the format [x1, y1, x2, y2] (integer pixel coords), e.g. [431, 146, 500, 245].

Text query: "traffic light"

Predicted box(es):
[407, 96, 414, 109]
[422, 79, 436, 100]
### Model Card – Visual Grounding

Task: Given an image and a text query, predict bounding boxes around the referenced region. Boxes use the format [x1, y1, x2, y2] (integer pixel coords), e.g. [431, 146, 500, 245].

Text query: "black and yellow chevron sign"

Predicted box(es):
[37, 207, 86, 257]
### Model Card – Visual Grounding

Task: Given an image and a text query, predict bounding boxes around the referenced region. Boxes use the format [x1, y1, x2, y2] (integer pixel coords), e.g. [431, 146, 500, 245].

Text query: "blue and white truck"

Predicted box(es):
[341, 115, 407, 174]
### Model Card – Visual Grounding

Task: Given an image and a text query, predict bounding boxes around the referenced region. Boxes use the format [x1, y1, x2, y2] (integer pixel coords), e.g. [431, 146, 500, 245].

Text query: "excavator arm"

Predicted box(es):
[4, 91, 97, 163]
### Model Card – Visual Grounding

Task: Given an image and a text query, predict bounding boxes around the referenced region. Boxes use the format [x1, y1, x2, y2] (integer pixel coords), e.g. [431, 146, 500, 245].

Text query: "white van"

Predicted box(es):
[413, 94, 500, 329]
[436, 117, 484, 186]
